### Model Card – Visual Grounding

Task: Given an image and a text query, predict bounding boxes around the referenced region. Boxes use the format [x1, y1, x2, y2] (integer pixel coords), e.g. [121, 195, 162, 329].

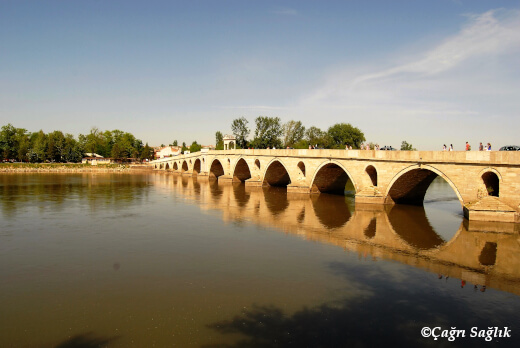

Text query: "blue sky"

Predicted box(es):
[1, 0, 519, 149]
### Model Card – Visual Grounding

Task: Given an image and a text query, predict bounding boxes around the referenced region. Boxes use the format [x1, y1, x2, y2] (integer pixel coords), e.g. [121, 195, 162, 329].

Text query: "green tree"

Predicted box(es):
[0, 123, 17, 159]
[190, 141, 202, 153]
[101, 130, 114, 158]
[82, 127, 104, 155]
[63, 133, 83, 162]
[231, 117, 250, 149]
[215, 131, 224, 150]
[15, 129, 30, 162]
[47, 130, 66, 162]
[172, 140, 178, 146]
[250, 116, 283, 149]
[327, 123, 365, 149]
[111, 143, 123, 158]
[401, 141, 416, 151]
[31, 130, 48, 162]
[305, 126, 327, 148]
[140, 143, 153, 161]
[132, 138, 144, 159]
[181, 142, 188, 153]
[283, 120, 305, 148]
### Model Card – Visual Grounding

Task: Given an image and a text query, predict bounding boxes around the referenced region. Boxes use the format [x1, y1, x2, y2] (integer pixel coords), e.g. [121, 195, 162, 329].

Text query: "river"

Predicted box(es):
[1, 173, 519, 347]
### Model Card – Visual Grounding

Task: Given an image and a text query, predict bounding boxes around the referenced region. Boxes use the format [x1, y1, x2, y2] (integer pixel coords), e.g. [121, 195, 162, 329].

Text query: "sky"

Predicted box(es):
[1, 0, 519, 150]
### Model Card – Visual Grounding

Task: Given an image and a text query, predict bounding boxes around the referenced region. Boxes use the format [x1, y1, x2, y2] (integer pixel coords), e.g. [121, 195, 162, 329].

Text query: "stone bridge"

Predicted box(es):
[152, 149, 520, 223]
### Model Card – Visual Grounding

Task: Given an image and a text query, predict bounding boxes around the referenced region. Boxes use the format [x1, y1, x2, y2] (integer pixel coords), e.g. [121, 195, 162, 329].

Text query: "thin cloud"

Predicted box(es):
[293, 9, 520, 149]
[349, 9, 520, 89]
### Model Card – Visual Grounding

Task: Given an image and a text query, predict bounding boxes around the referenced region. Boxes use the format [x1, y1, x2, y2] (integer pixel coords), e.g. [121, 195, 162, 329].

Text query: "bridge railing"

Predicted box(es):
[152, 149, 520, 165]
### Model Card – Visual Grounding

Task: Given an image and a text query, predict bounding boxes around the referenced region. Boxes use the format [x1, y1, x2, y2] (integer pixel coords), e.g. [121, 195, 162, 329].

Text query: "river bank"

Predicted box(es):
[0, 163, 153, 173]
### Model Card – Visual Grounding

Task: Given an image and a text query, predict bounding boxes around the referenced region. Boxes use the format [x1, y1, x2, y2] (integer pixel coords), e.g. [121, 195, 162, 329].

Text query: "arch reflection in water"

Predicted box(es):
[387, 205, 446, 250]
[232, 182, 251, 208]
[162, 175, 520, 297]
[263, 187, 289, 216]
[310, 193, 352, 229]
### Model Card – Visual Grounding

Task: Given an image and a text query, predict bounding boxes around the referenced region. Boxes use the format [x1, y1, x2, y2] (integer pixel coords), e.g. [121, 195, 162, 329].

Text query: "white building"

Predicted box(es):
[155, 146, 181, 159]
[223, 135, 236, 150]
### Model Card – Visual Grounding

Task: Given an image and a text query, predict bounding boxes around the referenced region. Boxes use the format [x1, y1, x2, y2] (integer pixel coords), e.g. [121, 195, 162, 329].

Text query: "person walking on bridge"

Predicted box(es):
[465, 142, 470, 151]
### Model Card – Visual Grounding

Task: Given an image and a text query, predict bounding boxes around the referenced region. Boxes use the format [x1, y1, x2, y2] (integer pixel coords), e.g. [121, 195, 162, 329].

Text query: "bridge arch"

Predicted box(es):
[173, 162, 178, 171]
[365, 164, 377, 186]
[181, 160, 188, 172]
[193, 158, 201, 174]
[384, 164, 464, 207]
[209, 158, 225, 179]
[262, 159, 292, 187]
[165, 163, 170, 170]
[298, 161, 306, 177]
[309, 160, 357, 195]
[479, 167, 502, 197]
[232, 157, 252, 182]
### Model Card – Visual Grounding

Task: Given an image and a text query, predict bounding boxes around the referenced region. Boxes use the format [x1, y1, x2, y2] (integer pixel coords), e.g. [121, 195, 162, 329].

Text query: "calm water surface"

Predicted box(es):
[1, 173, 520, 347]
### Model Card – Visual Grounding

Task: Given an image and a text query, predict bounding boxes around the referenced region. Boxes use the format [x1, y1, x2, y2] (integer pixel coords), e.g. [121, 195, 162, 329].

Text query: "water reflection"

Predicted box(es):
[161, 174, 520, 297]
[205, 260, 519, 348]
[0, 174, 152, 218]
[310, 193, 351, 229]
[52, 332, 119, 348]
[263, 187, 289, 216]
[2, 172, 520, 347]
[387, 204, 445, 249]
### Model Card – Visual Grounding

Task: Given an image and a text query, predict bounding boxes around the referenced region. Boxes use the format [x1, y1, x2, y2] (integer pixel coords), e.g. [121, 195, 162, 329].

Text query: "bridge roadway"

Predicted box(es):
[152, 149, 520, 223]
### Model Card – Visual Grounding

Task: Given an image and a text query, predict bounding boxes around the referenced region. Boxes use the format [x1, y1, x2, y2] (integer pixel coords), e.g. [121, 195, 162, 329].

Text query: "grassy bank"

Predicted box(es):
[0, 162, 137, 172]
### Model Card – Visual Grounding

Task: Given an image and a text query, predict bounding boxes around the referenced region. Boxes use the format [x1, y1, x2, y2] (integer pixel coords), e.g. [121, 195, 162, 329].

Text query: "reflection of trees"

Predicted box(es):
[205, 262, 517, 348]
[0, 174, 151, 217]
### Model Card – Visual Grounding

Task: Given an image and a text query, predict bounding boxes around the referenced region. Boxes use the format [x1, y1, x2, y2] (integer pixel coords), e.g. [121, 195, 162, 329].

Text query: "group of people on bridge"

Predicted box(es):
[442, 142, 492, 151]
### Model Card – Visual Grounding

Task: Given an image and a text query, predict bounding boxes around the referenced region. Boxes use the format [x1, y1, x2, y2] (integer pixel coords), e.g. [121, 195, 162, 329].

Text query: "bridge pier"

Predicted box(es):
[287, 185, 311, 194]
[355, 186, 385, 204]
[245, 178, 263, 187]
[463, 197, 519, 223]
[218, 175, 233, 183]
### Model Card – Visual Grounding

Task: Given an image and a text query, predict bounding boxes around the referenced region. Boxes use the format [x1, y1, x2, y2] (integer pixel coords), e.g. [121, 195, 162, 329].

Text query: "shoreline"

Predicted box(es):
[0, 163, 153, 173]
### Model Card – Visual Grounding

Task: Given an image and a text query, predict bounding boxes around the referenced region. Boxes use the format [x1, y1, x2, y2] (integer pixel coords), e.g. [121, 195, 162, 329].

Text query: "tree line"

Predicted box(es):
[215, 116, 366, 150]
[0, 124, 153, 163]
